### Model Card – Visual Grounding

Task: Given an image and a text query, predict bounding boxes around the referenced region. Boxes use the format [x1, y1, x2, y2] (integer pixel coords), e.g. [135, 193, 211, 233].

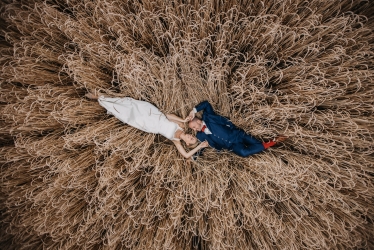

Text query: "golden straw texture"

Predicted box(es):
[1, 0, 373, 249]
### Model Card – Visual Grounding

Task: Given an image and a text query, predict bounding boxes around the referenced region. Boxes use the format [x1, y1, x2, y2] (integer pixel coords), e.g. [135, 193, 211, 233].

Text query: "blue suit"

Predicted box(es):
[194, 101, 265, 158]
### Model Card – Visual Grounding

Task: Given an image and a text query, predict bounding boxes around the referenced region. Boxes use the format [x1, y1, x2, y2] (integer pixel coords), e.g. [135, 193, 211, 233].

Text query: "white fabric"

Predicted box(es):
[202, 121, 212, 134]
[98, 96, 180, 140]
[172, 126, 184, 141]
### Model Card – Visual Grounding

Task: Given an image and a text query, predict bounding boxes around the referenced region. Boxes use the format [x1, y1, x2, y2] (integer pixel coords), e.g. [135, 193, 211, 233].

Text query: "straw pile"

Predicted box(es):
[1, 0, 373, 249]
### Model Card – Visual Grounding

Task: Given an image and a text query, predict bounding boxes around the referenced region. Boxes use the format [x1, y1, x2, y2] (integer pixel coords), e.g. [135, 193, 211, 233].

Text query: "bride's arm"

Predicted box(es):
[166, 114, 190, 126]
[172, 140, 209, 159]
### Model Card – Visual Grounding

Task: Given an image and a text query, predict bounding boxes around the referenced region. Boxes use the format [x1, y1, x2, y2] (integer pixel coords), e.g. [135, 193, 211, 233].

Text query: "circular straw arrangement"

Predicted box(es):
[1, 0, 373, 249]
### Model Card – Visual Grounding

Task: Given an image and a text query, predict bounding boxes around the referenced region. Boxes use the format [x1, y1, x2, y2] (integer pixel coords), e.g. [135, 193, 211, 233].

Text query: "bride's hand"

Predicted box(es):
[188, 110, 195, 120]
[183, 117, 191, 122]
[200, 141, 209, 148]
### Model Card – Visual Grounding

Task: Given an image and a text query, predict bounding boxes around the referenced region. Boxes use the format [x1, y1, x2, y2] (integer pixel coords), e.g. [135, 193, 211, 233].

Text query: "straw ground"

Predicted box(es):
[1, 0, 374, 249]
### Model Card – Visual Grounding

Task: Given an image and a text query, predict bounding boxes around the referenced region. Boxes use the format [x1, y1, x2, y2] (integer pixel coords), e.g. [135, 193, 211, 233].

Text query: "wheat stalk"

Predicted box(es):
[1, 0, 373, 249]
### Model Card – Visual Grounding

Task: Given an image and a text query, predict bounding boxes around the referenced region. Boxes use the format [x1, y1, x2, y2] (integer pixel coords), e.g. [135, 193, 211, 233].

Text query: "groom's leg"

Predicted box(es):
[241, 132, 264, 147]
[231, 142, 265, 157]
[241, 132, 279, 149]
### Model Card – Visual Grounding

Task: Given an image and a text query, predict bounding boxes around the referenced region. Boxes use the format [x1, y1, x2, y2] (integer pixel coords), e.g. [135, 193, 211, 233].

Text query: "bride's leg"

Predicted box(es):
[85, 92, 99, 100]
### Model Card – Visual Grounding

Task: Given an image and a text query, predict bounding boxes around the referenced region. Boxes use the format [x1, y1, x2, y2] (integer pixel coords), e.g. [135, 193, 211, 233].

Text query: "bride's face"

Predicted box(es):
[183, 134, 197, 145]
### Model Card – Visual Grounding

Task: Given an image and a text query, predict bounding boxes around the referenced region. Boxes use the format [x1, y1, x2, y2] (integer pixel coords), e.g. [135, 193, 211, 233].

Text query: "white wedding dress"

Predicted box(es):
[98, 96, 182, 140]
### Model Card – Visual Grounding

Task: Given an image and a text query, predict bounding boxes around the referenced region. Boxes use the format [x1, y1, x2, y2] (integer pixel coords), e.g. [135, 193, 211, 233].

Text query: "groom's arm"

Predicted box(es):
[189, 101, 216, 118]
[192, 142, 224, 160]
[195, 101, 216, 114]
[192, 134, 212, 160]
[190, 101, 235, 128]
[191, 147, 205, 161]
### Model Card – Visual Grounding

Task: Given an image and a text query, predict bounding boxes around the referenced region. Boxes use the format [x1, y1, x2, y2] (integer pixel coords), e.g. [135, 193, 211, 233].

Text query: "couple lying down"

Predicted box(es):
[86, 93, 287, 160]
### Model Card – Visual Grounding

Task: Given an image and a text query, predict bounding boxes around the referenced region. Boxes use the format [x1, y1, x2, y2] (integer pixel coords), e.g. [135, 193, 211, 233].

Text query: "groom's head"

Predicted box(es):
[188, 117, 203, 132]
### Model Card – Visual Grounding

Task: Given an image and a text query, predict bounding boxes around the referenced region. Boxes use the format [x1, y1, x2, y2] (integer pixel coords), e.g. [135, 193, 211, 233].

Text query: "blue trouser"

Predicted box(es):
[229, 131, 265, 157]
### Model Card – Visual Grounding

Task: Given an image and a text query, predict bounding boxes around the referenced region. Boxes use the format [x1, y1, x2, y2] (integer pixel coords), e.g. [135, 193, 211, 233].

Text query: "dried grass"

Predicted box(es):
[1, 0, 374, 249]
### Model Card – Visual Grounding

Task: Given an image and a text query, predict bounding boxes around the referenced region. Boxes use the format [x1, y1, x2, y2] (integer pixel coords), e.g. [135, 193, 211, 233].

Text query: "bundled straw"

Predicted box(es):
[1, 0, 373, 249]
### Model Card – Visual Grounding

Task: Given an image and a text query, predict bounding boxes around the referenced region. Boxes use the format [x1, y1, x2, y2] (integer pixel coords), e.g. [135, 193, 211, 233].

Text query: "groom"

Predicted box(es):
[188, 101, 286, 158]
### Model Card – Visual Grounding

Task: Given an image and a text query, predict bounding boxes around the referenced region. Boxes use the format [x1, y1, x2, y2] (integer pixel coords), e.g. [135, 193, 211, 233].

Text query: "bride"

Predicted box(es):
[85, 93, 208, 159]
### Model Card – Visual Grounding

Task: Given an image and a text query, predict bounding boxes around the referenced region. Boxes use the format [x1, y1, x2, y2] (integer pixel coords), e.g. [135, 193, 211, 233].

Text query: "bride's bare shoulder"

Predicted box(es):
[172, 120, 184, 128]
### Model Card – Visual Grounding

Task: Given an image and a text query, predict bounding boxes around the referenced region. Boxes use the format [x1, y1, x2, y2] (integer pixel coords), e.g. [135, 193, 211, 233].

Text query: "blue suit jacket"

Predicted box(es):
[194, 101, 243, 158]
